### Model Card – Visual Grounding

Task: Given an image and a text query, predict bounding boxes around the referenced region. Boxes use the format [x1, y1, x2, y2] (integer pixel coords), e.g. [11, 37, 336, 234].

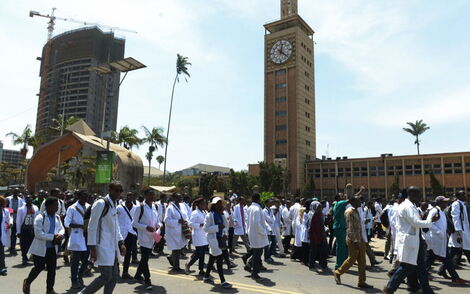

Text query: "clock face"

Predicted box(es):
[270, 40, 293, 64]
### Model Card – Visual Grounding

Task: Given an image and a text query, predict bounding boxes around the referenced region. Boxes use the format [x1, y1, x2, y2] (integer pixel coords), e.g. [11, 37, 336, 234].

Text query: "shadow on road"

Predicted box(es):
[133, 284, 167, 293]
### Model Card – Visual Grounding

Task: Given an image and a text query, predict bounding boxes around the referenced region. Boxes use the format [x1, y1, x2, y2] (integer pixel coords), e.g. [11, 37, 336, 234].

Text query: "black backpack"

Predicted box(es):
[444, 201, 464, 234]
[84, 196, 111, 224]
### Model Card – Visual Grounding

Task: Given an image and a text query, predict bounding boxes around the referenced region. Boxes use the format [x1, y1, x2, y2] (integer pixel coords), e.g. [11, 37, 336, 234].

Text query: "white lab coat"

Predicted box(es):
[448, 200, 470, 250]
[357, 206, 369, 243]
[294, 214, 303, 247]
[87, 196, 123, 266]
[281, 206, 292, 236]
[180, 202, 191, 221]
[289, 203, 302, 232]
[204, 212, 227, 256]
[263, 207, 275, 235]
[64, 201, 89, 251]
[424, 207, 447, 257]
[374, 202, 383, 223]
[6, 196, 25, 222]
[395, 199, 433, 265]
[132, 203, 160, 249]
[1, 208, 12, 247]
[164, 203, 187, 251]
[116, 204, 137, 240]
[16, 204, 39, 233]
[29, 212, 65, 257]
[40, 198, 66, 216]
[189, 208, 208, 247]
[232, 204, 246, 236]
[156, 201, 166, 223]
[246, 202, 269, 249]
[301, 213, 309, 243]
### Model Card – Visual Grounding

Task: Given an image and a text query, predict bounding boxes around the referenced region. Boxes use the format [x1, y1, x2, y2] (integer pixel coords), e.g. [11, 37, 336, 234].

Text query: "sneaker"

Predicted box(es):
[334, 272, 341, 285]
[452, 278, 468, 285]
[0, 268, 7, 276]
[71, 282, 82, 289]
[264, 257, 274, 263]
[358, 283, 373, 289]
[382, 286, 393, 294]
[23, 279, 30, 294]
[203, 276, 214, 284]
[145, 282, 153, 290]
[251, 274, 264, 281]
[221, 282, 232, 289]
[134, 275, 144, 282]
[184, 263, 191, 274]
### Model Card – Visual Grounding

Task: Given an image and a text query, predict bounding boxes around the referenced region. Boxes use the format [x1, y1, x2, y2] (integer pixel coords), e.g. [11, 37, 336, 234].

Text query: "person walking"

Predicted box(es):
[0, 196, 12, 276]
[185, 198, 209, 275]
[79, 182, 126, 294]
[307, 201, 328, 271]
[232, 197, 250, 252]
[333, 191, 348, 269]
[164, 193, 188, 272]
[64, 190, 90, 290]
[132, 188, 160, 290]
[154, 194, 167, 255]
[334, 196, 373, 289]
[383, 187, 439, 294]
[281, 200, 293, 254]
[23, 197, 65, 294]
[447, 191, 470, 267]
[7, 188, 25, 256]
[263, 199, 276, 263]
[117, 192, 138, 280]
[203, 197, 232, 288]
[16, 195, 39, 265]
[246, 193, 269, 280]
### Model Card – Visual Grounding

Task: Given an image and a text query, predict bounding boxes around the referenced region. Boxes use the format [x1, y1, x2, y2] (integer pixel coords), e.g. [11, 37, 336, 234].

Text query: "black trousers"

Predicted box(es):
[26, 248, 57, 293]
[309, 241, 328, 268]
[282, 235, 292, 253]
[301, 242, 310, 265]
[448, 247, 470, 266]
[188, 245, 207, 271]
[123, 233, 137, 274]
[228, 227, 235, 253]
[136, 247, 152, 283]
[205, 254, 225, 282]
[20, 227, 34, 261]
[10, 224, 17, 253]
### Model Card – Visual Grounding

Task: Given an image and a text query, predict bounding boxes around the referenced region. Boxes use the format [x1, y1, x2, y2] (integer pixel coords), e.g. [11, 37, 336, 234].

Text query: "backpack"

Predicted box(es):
[444, 201, 464, 234]
[138, 203, 146, 222]
[84, 197, 111, 225]
[380, 209, 390, 228]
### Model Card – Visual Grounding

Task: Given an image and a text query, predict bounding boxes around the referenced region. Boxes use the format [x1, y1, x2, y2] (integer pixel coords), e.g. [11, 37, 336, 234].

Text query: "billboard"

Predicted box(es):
[95, 151, 115, 184]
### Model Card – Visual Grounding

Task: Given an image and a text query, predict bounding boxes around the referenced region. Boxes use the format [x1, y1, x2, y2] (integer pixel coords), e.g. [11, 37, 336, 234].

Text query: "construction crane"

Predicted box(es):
[29, 7, 137, 41]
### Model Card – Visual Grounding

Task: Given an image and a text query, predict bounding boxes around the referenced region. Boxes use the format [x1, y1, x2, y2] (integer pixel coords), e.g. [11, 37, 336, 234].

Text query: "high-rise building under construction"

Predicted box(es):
[35, 26, 125, 140]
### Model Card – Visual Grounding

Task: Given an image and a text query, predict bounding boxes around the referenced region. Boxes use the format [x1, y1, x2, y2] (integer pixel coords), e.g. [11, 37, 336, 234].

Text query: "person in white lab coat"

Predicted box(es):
[281, 200, 292, 253]
[383, 187, 439, 294]
[154, 194, 168, 255]
[425, 196, 468, 284]
[291, 207, 306, 261]
[271, 199, 285, 257]
[246, 194, 269, 280]
[7, 188, 25, 255]
[117, 192, 138, 279]
[16, 195, 39, 265]
[185, 198, 208, 275]
[79, 182, 125, 294]
[232, 197, 250, 252]
[164, 193, 188, 272]
[23, 197, 65, 294]
[447, 190, 470, 266]
[64, 190, 90, 290]
[263, 199, 276, 262]
[0, 196, 12, 275]
[132, 189, 160, 290]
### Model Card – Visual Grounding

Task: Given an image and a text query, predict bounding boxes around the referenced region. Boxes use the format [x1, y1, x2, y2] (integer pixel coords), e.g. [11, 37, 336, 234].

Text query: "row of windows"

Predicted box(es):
[300, 56, 313, 67]
[300, 42, 312, 55]
[305, 71, 310, 78]
[275, 69, 287, 75]
[276, 111, 287, 117]
[276, 83, 287, 89]
[305, 112, 311, 118]
[276, 139, 287, 145]
[275, 154, 287, 159]
[276, 97, 287, 103]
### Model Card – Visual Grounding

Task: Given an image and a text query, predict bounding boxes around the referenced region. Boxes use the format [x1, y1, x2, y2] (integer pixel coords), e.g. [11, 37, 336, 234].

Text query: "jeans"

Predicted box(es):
[309, 241, 328, 268]
[251, 247, 263, 274]
[20, 227, 34, 262]
[264, 234, 276, 260]
[188, 245, 207, 271]
[387, 240, 433, 294]
[448, 247, 470, 267]
[205, 254, 225, 282]
[335, 240, 366, 285]
[122, 233, 137, 274]
[80, 258, 119, 294]
[71, 250, 89, 283]
[26, 248, 57, 293]
[136, 247, 152, 283]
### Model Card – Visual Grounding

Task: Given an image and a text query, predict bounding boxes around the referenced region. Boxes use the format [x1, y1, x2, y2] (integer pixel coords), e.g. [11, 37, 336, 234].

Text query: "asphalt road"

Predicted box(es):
[2, 239, 469, 294]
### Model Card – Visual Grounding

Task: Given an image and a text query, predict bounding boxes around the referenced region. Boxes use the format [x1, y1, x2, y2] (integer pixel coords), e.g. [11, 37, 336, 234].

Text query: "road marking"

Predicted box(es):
[129, 267, 302, 294]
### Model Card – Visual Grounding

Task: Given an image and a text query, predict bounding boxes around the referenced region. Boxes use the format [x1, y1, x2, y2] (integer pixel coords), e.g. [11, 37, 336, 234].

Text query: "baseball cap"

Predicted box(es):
[434, 196, 450, 202]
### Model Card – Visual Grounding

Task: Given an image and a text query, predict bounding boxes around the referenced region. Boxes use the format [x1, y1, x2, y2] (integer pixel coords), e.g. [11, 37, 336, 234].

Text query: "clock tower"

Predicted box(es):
[264, 0, 316, 192]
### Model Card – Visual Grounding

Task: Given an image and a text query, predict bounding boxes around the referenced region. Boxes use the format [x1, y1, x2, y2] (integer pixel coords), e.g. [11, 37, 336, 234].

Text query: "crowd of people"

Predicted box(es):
[0, 182, 469, 294]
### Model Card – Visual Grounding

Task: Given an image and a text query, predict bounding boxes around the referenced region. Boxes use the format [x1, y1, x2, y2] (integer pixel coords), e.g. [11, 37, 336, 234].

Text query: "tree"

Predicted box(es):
[156, 155, 165, 169]
[111, 126, 142, 150]
[7, 124, 33, 156]
[163, 54, 191, 184]
[403, 120, 430, 155]
[302, 177, 316, 198]
[429, 170, 445, 196]
[389, 174, 400, 199]
[145, 152, 153, 186]
[142, 126, 167, 186]
[258, 162, 285, 196]
[49, 114, 79, 136]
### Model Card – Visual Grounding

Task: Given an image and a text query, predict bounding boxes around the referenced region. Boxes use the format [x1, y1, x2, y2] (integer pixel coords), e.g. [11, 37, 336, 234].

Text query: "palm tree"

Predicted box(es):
[145, 152, 153, 186]
[49, 114, 79, 136]
[163, 54, 191, 184]
[403, 120, 430, 155]
[111, 126, 142, 150]
[156, 155, 165, 169]
[7, 125, 33, 157]
[28, 134, 45, 150]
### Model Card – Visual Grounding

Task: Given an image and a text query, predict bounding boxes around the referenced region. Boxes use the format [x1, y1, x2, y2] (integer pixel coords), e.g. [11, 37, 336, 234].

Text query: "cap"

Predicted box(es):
[208, 197, 227, 210]
[435, 196, 450, 203]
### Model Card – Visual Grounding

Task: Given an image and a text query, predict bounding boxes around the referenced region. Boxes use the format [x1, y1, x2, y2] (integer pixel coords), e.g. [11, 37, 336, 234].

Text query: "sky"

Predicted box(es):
[1, 0, 470, 172]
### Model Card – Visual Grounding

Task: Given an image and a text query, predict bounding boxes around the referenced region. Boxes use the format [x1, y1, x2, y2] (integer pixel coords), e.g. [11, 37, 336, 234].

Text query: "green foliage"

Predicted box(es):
[302, 178, 316, 198]
[259, 162, 288, 195]
[429, 170, 446, 196]
[175, 177, 197, 196]
[111, 126, 142, 150]
[260, 192, 275, 206]
[156, 155, 165, 169]
[229, 169, 259, 197]
[0, 161, 22, 186]
[389, 175, 400, 199]
[176, 54, 191, 82]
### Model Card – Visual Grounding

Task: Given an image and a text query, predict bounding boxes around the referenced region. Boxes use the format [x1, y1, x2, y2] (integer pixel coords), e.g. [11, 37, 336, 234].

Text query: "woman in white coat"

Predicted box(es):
[203, 197, 232, 289]
[291, 206, 306, 261]
[164, 194, 188, 271]
[23, 197, 65, 294]
[185, 198, 208, 275]
[300, 200, 312, 265]
[0, 196, 12, 275]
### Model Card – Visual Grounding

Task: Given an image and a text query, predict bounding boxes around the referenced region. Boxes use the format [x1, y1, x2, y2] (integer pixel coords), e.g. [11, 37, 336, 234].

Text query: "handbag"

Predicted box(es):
[173, 204, 192, 240]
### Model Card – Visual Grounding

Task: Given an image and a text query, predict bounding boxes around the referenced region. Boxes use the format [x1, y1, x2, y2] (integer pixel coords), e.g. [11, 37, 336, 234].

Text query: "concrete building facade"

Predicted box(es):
[0, 141, 25, 167]
[35, 27, 125, 141]
[264, 0, 316, 192]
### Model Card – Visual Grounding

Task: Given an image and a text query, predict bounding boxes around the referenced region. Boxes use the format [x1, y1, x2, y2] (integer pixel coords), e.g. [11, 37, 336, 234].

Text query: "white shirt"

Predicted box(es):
[281, 206, 292, 236]
[425, 207, 447, 257]
[357, 206, 369, 243]
[189, 208, 208, 247]
[232, 204, 246, 236]
[246, 203, 269, 249]
[374, 202, 383, 223]
[64, 201, 89, 251]
[263, 207, 275, 235]
[448, 200, 470, 250]
[164, 203, 187, 251]
[132, 202, 160, 249]
[116, 203, 137, 240]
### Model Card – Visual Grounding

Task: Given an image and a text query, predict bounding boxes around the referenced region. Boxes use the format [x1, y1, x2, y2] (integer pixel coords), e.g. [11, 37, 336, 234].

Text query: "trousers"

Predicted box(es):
[188, 245, 207, 271]
[334, 229, 347, 269]
[26, 248, 57, 293]
[122, 233, 137, 274]
[136, 247, 152, 283]
[71, 250, 89, 283]
[80, 258, 119, 294]
[205, 254, 225, 282]
[335, 240, 366, 285]
[20, 227, 34, 262]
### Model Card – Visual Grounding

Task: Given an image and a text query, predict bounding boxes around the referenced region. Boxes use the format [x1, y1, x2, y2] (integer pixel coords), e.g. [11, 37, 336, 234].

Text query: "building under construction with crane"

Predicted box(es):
[35, 26, 125, 140]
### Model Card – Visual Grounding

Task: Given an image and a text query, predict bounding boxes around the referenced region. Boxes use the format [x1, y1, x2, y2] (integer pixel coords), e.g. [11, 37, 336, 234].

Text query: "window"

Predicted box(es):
[305, 85, 310, 91]
[305, 98, 310, 104]
[275, 69, 287, 75]
[305, 112, 310, 118]
[276, 97, 287, 102]
[275, 154, 287, 159]
[276, 111, 287, 116]
[305, 126, 311, 132]
[276, 83, 287, 89]
[276, 125, 287, 131]
[276, 139, 287, 145]
[306, 140, 311, 146]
